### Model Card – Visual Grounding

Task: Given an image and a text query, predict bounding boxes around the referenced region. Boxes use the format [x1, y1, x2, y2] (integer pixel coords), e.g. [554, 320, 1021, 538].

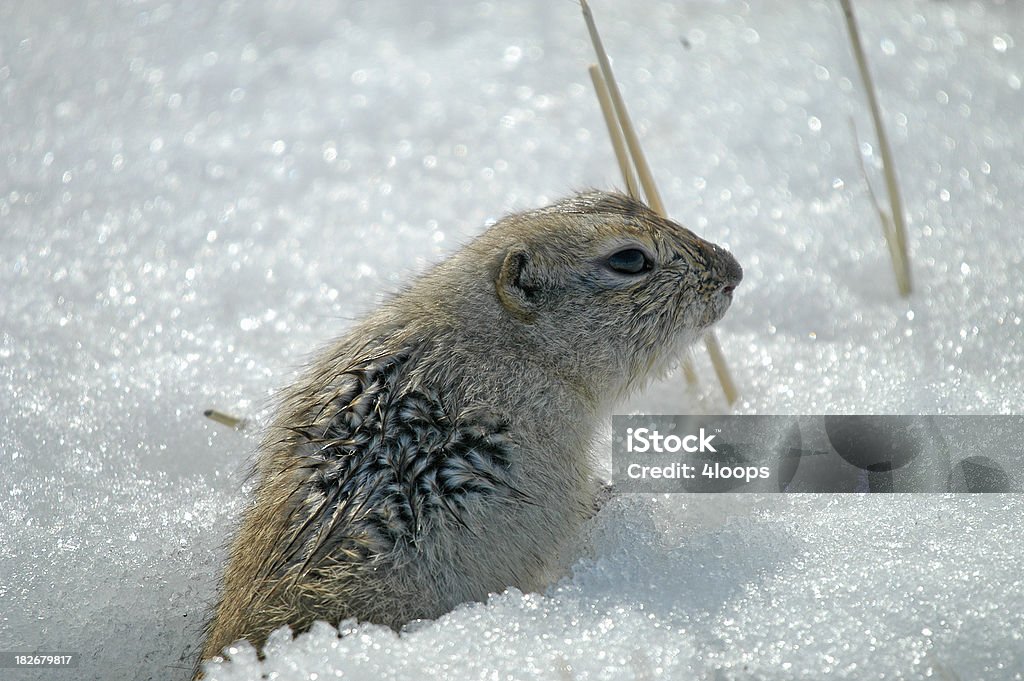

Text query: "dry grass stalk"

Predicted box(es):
[204, 408, 246, 429]
[580, 0, 667, 216]
[588, 65, 641, 200]
[849, 118, 906, 293]
[840, 0, 912, 296]
[581, 0, 738, 404]
[588, 65, 705, 391]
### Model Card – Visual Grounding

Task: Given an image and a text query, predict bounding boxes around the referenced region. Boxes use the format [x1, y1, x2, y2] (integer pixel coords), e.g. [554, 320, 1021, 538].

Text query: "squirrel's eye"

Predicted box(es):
[606, 248, 652, 274]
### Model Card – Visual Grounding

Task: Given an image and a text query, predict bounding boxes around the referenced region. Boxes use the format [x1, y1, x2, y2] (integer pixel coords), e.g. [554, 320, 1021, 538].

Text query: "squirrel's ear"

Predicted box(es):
[496, 244, 541, 322]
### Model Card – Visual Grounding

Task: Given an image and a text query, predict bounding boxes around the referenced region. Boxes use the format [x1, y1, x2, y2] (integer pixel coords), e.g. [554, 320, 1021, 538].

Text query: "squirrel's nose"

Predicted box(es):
[707, 242, 743, 294]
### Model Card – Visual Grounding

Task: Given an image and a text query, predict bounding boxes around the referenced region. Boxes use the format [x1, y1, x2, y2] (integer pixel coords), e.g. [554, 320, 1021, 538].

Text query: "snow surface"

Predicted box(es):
[1, 0, 1022, 679]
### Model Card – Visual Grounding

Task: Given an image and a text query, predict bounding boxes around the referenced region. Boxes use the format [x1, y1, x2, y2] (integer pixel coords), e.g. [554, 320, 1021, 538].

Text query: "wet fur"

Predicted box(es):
[196, 191, 741, 675]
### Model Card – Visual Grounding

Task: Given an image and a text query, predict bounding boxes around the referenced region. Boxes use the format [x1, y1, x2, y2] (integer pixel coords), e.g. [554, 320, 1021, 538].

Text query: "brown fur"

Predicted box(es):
[195, 191, 741, 677]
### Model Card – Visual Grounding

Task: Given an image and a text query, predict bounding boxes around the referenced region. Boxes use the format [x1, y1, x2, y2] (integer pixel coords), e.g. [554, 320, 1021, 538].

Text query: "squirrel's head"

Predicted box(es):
[475, 190, 742, 401]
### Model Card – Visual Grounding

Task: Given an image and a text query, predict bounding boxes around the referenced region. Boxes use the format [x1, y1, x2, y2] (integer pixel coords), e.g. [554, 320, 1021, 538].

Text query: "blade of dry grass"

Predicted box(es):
[204, 408, 246, 429]
[840, 0, 912, 296]
[581, 0, 738, 404]
[580, 0, 666, 216]
[590, 63, 699, 386]
[849, 118, 905, 284]
[703, 330, 739, 405]
[588, 65, 641, 200]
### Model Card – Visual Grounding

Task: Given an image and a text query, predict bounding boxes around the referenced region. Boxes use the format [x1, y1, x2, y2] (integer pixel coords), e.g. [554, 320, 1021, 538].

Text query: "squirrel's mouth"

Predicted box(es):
[699, 289, 736, 329]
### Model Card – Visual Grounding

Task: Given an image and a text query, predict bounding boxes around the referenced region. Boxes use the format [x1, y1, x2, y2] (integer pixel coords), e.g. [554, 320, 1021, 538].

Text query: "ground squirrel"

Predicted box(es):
[196, 190, 742, 674]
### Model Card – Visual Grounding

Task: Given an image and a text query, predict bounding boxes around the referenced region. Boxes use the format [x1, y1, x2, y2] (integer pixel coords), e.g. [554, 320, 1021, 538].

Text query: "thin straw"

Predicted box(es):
[581, 0, 665, 215]
[588, 65, 641, 200]
[581, 0, 738, 404]
[589, 63, 700, 388]
[840, 0, 912, 296]
[204, 409, 246, 429]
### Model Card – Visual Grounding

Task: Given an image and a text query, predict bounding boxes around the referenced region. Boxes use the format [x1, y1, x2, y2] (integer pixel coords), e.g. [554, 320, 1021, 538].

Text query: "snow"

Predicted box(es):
[1, 0, 1021, 679]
